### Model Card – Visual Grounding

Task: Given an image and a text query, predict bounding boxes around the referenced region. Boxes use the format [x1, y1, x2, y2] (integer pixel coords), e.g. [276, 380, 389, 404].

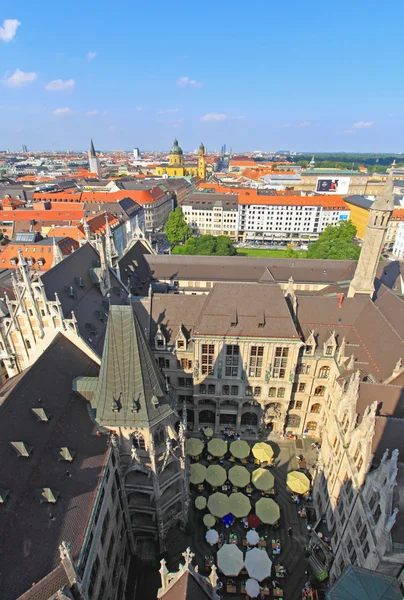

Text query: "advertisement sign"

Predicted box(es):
[316, 177, 350, 195]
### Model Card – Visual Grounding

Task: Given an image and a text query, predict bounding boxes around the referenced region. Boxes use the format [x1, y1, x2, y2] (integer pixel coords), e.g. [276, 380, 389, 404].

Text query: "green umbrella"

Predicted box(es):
[206, 464, 227, 487]
[228, 492, 251, 518]
[208, 492, 230, 518]
[230, 440, 250, 459]
[251, 468, 275, 491]
[190, 463, 206, 485]
[195, 496, 207, 510]
[252, 442, 274, 463]
[255, 498, 280, 524]
[187, 438, 204, 457]
[203, 513, 216, 528]
[228, 465, 251, 487]
[207, 438, 227, 457]
[204, 427, 214, 437]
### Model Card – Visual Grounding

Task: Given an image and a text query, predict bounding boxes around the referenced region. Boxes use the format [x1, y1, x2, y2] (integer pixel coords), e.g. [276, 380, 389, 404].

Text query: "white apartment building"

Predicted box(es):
[181, 193, 239, 240]
[392, 220, 404, 259]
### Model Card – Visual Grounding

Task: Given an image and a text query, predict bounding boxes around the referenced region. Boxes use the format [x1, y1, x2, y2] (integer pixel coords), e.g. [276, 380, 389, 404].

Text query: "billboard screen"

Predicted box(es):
[316, 177, 350, 195]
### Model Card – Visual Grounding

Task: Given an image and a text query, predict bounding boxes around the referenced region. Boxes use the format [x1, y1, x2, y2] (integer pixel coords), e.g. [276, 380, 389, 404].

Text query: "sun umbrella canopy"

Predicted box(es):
[287, 471, 311, 494]
[203, 427, 214, 437]
[222, 513, 234, 526]
[203, 513, 216, 528]
[206, 529, 219, 544]
[217, 544, 244, 576]
[252, 442, 274, 463]
[255, 498, 280, 524]
[251, 468, 274, 491]
[187, 438, 204, 457]
[246, 530, 260, 546]
[248, 514, 262, 529]
[228, 492, 252, 518]
[229, 465, 251, 487]
[190, 463, 207, 485]
[230, 440, 250, 459]
[195, 496, 207, 510]
[208, 492, 230, 518]
[206, 464, 227, 487]
[246, 578, 261, 598]
[208, 438, 228, 457]
[245, 548, 272, 581]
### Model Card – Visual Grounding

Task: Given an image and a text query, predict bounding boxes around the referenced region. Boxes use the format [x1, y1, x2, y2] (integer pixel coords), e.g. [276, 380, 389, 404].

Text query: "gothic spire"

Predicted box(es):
[89, 139, 96, 158]
[372, 165, 395, 212]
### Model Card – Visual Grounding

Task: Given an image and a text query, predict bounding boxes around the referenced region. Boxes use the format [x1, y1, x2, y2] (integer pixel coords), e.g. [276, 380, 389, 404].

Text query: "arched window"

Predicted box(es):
[199, 409, 215, 424]
[241, 412, 258, 426]
[222, 385, 230, 395]
[306, 421, 317, 431]
[208, 384, 215, 394]
[310, 403, 321, 414]
[254, 386, 261, 397]
[314, 386, 325, 397]
[231, 385, 239, 395]
[269, 387, 276, 398]
[132, 434, 146, 450]
[277, 388, 285, 398]
[199, 384, 206, 394]
[286, 414, 301, 428]
[245, 386, 253, 396]
[319, 366, 330, 379]
[374, 215, 378, 226]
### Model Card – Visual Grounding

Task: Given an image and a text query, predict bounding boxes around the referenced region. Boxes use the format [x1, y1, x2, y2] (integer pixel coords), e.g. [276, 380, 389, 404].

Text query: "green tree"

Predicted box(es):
[307, 221, 361, 260]
[172, 234, 237, 256]
[164, 207, 191, 245]
[283, 247, 296, 258]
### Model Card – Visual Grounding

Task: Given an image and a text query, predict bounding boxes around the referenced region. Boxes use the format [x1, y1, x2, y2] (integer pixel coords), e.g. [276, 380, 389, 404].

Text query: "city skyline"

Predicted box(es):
[1, 0, 404, 151]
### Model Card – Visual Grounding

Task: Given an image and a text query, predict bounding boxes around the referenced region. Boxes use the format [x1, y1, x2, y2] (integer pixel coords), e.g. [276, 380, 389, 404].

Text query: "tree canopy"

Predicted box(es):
[306, 220, 361, 260]
[173, 235, 237, 256]
[164, 207, 191, 245]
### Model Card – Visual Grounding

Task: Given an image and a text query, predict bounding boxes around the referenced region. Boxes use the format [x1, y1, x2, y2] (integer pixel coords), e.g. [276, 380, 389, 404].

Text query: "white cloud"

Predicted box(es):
[2, 69, 38, 88]
[158, 108, 179, 114]
[52, 107, 72, 117]
[45, 78, 75, 91]
[86, 109, 99, 116]
[0, 19, 21, 42]
[352, 121, 374, 129]
[136, 105, 144, 112]
[176, 76, 203, 88]
[86, 51, 97, 62]
[296, 121, 311, 128]
[200, 113, 228, 122]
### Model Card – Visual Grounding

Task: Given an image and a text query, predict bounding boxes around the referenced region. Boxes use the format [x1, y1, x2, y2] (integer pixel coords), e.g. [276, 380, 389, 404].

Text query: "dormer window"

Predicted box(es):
[326, 346, 333, 356]
[177, 339, 185, 350]
[305, 345, 313, 354]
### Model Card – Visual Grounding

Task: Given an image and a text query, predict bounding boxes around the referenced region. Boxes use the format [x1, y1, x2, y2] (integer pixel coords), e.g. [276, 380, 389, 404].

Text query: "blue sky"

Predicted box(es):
[1, 0, 404, 152]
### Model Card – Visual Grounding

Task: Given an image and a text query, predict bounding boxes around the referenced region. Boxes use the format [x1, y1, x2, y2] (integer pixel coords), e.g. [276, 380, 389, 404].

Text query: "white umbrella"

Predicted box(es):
[245, 547, 272, 581]
[246, 578, 260, 598]
[206, 529, 219, 545]
[246, 529, 260, 546]
[217, 544, 244, 576]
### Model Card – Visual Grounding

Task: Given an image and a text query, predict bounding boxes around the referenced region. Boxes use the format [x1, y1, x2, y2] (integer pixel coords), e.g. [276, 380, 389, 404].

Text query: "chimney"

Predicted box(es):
[337, 293, 344, 308]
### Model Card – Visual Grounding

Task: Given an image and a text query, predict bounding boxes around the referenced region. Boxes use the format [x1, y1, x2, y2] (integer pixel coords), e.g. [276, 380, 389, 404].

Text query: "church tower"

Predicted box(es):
[348, 168, 395, 298]
[169, 138, 183, 166]
[198, 142, 206, 179]
[88, 139, 101, 177]
[73, 305, 188, 553]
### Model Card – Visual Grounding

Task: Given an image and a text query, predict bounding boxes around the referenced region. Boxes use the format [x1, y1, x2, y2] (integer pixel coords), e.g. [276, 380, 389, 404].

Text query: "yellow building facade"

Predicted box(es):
[156, 139, 206, 179]
[344, 200, 370, 239]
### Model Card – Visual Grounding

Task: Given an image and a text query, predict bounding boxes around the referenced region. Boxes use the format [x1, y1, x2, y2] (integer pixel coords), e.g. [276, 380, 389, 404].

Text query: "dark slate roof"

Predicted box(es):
[119, 240, 152, 295]
[40, 242, 126, 356]
[326, 565, 402, 600]
[74, 305, 175, 428]
[183, 193, 239, 210]
[84, 198, 143, 221]
[0, 334, 107, 600]
[194, 283, 299, 339]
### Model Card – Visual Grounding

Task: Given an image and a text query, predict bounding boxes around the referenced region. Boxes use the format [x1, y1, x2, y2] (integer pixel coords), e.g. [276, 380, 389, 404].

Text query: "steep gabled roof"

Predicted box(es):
[74, 305, 174, 428]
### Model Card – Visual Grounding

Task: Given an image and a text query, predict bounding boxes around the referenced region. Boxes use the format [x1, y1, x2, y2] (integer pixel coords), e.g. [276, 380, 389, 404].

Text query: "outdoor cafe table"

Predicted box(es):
[272, 539, 281, 554]
[273, 588, 284, 597]
[275, 565, 286, 578]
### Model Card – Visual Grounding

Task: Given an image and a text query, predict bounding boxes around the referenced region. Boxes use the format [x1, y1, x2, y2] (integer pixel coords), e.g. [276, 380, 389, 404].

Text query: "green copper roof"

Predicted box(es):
[326, 566, 402, 600]
[170, 138, 183, 155]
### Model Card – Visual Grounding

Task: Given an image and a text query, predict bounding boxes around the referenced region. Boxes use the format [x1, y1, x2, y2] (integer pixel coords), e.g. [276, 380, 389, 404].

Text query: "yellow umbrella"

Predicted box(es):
[206, 464, 227, 487]
[195, 496, 207, 510]
[208, 492, 230, 518]
[190, 463, 206, 485]
[252, 442, 274, 463]
[228, 492, 251, 518]
[255, 498, 280, 524]
[228, 465, 251, 487]
[207, 438, 227, 457]
[187, 438, 204, 457]
[204, 427, 214, 437]
[287, 471, 311, 494]
[203, 513, 216, 528]
[251, 468, 274, 491]
[230, 440, 250, 459]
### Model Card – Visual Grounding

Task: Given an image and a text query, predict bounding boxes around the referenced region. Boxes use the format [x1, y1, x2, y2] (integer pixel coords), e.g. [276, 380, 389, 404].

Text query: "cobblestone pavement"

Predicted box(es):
[163, 434, 322, 600]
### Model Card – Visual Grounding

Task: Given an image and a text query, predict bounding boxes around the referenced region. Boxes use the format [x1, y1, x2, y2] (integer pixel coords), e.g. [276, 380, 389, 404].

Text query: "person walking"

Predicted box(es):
[287, 527, 292, 537]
